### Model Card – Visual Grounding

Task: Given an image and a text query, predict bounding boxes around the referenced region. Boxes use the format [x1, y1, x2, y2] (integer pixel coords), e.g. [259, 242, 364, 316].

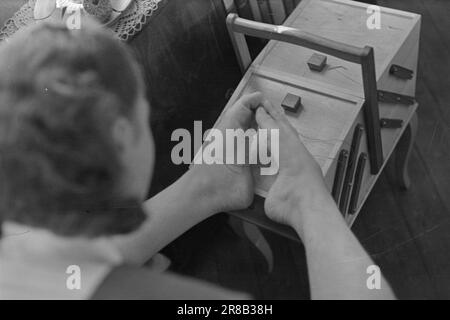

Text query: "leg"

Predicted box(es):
[389, 112, 418, 190]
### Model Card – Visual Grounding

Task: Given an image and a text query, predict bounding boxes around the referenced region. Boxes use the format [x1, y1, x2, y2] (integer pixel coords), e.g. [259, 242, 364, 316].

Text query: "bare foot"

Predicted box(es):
[190, 93, 266, 212]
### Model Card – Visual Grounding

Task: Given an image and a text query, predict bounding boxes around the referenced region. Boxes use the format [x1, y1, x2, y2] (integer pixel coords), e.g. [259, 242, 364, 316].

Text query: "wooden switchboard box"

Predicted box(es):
[214, 0, 421, 239]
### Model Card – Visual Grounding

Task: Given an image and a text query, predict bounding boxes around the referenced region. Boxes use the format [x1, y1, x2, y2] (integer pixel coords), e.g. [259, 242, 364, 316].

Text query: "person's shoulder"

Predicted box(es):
[91, 265, 251, 300]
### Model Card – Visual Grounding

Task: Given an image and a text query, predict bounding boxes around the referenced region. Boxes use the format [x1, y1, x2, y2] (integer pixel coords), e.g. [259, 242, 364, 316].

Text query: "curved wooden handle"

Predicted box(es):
[226, 13, 371, 63]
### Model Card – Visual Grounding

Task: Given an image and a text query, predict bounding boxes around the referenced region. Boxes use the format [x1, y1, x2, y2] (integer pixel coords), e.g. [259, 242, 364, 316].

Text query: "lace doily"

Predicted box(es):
[0, 0, 164, 42]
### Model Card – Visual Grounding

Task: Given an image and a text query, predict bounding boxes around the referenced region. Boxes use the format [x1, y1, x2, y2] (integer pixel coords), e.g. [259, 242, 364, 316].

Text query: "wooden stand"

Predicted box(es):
[219, 0, 421, 243]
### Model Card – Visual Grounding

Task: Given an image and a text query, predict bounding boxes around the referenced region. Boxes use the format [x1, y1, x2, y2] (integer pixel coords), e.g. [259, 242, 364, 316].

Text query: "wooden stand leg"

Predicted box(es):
[228, 216, 274, 272]
[388, 112, 418, 190]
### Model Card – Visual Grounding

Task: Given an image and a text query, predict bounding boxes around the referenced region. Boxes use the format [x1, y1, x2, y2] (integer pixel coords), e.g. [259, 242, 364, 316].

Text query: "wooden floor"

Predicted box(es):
[168, 0, 450, 299]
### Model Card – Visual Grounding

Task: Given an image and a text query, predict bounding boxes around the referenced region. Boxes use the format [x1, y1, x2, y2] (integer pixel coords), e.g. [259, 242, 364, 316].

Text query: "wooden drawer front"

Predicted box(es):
[324, 99, 419, 224]
[378, 38, 419, 159]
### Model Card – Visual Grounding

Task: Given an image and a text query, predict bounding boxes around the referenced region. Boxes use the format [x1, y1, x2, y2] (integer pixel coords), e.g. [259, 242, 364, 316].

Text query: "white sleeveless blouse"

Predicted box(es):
[0, 222, 123, 300]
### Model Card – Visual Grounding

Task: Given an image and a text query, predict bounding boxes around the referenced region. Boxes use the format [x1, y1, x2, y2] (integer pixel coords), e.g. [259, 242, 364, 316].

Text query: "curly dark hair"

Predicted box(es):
[0, 20, 147, 237]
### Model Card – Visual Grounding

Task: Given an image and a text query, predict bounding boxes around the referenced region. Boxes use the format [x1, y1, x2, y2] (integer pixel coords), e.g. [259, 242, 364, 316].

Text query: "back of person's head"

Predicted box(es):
[0, 20, 147, 237]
